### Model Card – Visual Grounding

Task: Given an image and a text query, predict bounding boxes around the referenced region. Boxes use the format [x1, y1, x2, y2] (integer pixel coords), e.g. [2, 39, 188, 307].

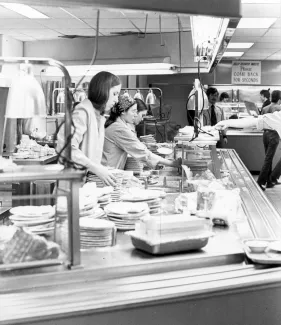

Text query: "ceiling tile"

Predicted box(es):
[85, 18, 133, 29]
[34, 18, 88, 29]
[271, 18, 281, 28]
[0, 19, 45, 29]
[0, 6, 25, 18]
[263, 29, 281, 37]
[31, 6, 71, 18]
[241, 4, 281, 17]
[120, 10, 147, 18]
[252, 42, 281, 49]
[231, 36, 261, 42]
[100, 9, 125, 19]
[131, 18, 178, 30]
[233, 28, 268, 37]
[57, 28, 96, 36]
[61, 7, 100, 19]
[244, 48, 278, 55]
[18, 29, 62, 39]
[265, 51, 281, 60]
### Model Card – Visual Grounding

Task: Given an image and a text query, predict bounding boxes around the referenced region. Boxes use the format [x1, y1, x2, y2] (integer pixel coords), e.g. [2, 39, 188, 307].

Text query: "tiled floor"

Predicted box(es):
[252, 174, 281, 216]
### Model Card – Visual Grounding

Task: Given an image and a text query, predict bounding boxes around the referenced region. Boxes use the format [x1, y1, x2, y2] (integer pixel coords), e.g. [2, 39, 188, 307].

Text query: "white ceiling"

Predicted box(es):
[0, 6, 191, 42]
[229, 1, 281, 60]
[0, 2, 280, 61]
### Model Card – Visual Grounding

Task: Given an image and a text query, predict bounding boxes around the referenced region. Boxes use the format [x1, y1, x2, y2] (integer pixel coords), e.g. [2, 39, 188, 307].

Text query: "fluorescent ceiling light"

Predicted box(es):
[227, 43, 253, 49]
[237, 18, 277, 29]
[223, 52, 244, 57]
[241, 0, 280, 3]
[0, 3, 49, 19]
[46, 63, 176, 77]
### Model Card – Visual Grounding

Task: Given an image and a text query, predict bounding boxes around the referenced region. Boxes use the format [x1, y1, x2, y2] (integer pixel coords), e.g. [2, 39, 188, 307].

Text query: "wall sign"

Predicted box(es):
[231, 61, 261, 85]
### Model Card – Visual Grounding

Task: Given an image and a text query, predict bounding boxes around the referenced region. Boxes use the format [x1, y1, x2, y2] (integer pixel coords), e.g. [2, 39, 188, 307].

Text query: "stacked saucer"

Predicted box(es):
[9, 205, 55, 236]
[124, 157, 144, 174]
[105, 202, 149, 230]
[79, 218, 116, 249]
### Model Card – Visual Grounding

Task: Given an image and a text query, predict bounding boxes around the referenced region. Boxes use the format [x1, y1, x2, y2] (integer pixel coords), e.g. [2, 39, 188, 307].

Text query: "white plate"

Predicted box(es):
[157, 147, 173, 155]
[268, 241, 281, 253]
[10, 205, 55, 218]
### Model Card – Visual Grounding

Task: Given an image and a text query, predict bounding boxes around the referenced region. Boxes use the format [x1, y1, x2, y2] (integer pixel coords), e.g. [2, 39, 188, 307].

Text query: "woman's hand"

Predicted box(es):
[95, 167, 116, 187]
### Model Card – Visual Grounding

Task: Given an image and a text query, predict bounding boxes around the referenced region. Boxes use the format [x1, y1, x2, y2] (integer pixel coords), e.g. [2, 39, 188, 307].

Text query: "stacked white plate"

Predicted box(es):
[98, 194, 112, 208]
[9, 205, 55, 236]
[105, 202, 149, 230]
[124, 157, 144, 174]
[86, 172, 105, 188]
[146, 198, 163, 215]
[80, 218, 115, 249]
[122, 189, 166, 216]
[110, 170, 124, 202]
[140, 134, 156, 144]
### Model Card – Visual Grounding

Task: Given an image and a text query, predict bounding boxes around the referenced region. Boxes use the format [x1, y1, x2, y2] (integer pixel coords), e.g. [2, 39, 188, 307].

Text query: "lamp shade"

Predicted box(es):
[5, 74, 46, 118]
[123, 90, 130, 98]
[134, 90, 144, 101]
[146, 90, 156, 105]
[56, 90, 65, 104]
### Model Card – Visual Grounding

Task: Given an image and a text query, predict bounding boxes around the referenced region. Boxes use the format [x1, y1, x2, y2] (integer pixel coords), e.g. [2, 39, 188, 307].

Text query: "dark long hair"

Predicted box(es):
[135, 98, 148, 113]
[88, 71, 121, 114]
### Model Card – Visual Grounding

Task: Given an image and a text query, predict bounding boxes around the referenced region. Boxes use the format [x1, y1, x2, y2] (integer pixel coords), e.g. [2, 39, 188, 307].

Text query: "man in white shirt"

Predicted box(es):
[215, 112, 281, 190]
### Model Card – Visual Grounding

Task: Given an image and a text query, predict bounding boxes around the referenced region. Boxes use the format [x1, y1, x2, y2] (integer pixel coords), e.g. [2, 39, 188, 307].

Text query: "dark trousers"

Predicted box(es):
[271, 152, 281, 182]
[257, 130, 279, 186]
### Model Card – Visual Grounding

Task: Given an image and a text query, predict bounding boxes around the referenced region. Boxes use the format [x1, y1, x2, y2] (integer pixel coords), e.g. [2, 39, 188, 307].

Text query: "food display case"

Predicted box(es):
[1, 149, 281, 325]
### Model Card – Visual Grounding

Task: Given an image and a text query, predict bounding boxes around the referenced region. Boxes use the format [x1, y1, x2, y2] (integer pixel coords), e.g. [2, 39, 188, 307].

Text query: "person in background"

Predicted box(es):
[219, 92, 230, 103]
[203, 87, 227, 147]
[260, 89, 271, 114]
[215, 108, 281, 191]
[262, 90, 281, 114]
[102, 94, 181, 170]
[57, 71, 121, 186]
[134, 99, 148, 127]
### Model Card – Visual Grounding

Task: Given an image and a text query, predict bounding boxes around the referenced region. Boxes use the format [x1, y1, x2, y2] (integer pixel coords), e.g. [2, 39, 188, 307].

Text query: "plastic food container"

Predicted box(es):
[127, 231, 213, 255]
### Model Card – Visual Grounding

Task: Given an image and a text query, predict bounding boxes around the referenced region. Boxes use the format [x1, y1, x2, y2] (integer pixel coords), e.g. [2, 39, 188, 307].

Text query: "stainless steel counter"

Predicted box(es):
[1, 149, 281, 325]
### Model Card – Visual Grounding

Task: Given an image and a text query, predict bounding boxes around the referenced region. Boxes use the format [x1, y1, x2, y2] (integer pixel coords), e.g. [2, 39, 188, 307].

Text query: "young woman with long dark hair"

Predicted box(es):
[57, 71, 121, 186]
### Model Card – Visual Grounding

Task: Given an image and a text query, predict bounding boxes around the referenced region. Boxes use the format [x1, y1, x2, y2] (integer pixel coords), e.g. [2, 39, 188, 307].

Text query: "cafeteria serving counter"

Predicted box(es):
[1, 149, 281, 325]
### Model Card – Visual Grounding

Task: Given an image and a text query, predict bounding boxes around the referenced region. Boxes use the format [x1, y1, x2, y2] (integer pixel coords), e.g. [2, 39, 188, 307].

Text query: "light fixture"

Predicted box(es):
[190, 15, 229, 63]
[222, 52, 244, 57]
[146, 89, 156, 105]
[56, 90, 65, 104]
[123, 89, 130, 98]
[241, 0, 280, 3]
[45, 63, 176, 77]
[237, 18, 277, 29]
[0, 3, 49, 19]
[227, 43, 254, 49]
[134, 90, 144, 101]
